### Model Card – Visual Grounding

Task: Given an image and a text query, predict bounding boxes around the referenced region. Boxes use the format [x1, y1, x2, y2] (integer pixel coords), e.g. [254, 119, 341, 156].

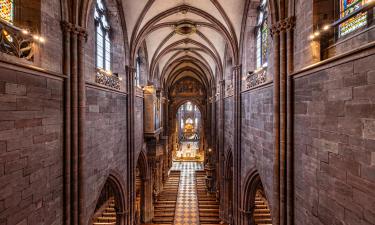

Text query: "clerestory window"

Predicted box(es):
[255, 0, 269, 69]
[95, 0, 111, 72]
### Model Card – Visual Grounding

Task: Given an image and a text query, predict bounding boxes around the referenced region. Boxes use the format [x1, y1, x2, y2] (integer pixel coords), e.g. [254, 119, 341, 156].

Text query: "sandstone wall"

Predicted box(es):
[0, 67, 64, 225]
[240, 85, 274, 206]
[84, 87, 128, 224]
[293, 52, 375, 225]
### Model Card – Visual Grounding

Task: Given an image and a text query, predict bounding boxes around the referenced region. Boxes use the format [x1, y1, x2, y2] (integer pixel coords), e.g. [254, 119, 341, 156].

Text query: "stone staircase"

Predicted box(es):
[253, 192, 272, 225]
[196, 170, 222, 225]
[150, 170, 181, 225]
[93, 197, 117, 225]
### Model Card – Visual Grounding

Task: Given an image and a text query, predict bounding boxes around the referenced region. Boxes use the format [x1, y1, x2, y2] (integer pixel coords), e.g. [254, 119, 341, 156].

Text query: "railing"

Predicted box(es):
[0, 18, 34, 60]
[95, 68, 121, 89]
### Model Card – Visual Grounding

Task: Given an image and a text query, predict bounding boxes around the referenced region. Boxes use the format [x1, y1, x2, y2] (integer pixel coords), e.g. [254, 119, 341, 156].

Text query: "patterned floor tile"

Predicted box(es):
[171, 161, 203, 225]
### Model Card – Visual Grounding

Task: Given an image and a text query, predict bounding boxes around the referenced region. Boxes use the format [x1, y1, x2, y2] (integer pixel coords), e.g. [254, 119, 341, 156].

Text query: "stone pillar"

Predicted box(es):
[142, 178, 153, 222]
[61, 21, 87, 225]
[271, 23, 281, 225]
[127, 66, 136, 225]
[286, 17, 295, 225]
[232, 64, 242, 225]
[218, 79, 225, 220]
[271, 16, 296, 225]
[77, 27, 87, 225]
[61, 21, 72, 225]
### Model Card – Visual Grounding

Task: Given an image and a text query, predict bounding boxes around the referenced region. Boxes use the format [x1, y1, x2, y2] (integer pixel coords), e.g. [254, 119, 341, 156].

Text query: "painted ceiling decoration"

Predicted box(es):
[122, 0, 245, 90]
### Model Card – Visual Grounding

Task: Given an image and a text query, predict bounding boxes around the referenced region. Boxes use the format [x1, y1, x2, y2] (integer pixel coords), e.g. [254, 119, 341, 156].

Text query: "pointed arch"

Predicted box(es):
[136, 150, 149, 180]
[242, 169, 273, 225]
[89, 171, 126, 225]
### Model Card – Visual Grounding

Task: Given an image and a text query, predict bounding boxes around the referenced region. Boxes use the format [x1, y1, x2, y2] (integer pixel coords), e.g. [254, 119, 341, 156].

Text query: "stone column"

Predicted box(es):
[77, 27, 87, 225]
[142, 178, 153, 222]
[232, 64, 242, 225]
[271, 16, 296, 225]
[271, 24, 281, 225]
[61, 21, 87, 225]
[126, 66, 136, 225]
[218, 79, 225, 220]
[286, 17, 295, 225]
[61, 21, 72, 225]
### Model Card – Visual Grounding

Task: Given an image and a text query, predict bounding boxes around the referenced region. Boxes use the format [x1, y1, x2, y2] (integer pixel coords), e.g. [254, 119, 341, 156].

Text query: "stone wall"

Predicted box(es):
[240, 85, 274, 206]
[135, 96, 144, 160]
[84, 87, 128, 224]
[0, 67, 64, 225]
[293, 53, 375, 225]
[224, 97, 234, 156]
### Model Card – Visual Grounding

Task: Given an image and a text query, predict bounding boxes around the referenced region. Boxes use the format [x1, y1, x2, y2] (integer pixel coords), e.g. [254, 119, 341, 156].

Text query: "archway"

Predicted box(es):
[173, 101, 204, 161]
[135, 151, 151, 224]
[90, 174, 125, 225]
[242, 171, 273, 225]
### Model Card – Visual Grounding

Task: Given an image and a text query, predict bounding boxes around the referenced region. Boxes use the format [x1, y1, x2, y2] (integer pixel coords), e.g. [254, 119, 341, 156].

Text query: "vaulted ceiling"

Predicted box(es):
[123, 0, 245, 89]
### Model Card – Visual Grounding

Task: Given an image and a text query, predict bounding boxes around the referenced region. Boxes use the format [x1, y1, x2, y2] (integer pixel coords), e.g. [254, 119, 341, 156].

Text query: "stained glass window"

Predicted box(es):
[0, 0, 14, 23]
[256, 0, 269, 69]
[339, 0, 370, 37]
[136, 55, 141, 86]
[95, 0, 111, 71]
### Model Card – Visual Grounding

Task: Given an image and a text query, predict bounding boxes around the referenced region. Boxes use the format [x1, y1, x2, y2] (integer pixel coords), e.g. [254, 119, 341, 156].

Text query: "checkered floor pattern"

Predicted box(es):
[171, 162, 203, 225]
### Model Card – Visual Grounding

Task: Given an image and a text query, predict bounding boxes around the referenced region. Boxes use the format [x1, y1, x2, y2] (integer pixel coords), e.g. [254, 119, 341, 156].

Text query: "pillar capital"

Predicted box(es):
[61, 21, 88, 41]
[271, 16, 296, 36]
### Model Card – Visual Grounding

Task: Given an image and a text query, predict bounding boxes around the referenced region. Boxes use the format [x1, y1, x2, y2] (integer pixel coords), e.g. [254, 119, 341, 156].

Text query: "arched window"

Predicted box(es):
[0, 0, 14, 23]
[255, 0, 269, 69]
[339, 0, 370, 37]
[136, 56, 141, 87]
[95, 0, 111, 72]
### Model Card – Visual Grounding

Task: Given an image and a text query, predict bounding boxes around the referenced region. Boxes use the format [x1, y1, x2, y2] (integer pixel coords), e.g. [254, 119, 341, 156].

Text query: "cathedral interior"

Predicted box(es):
[0, 0, 375, 225]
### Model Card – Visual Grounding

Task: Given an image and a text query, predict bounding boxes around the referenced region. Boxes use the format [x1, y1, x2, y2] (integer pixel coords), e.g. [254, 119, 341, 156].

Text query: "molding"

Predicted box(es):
[0, 58, 67, 80]
[241, 81, 273, 94]
[291, 41, 375, 79]
[85, 81, 128, 96]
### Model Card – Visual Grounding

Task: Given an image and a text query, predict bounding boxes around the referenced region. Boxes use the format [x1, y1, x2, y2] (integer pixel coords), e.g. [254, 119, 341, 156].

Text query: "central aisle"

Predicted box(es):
[171, 162, 203, 225]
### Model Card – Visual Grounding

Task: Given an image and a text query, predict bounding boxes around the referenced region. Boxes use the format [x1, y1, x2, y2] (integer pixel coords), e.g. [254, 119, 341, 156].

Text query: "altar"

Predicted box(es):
[176, 141, 199, 159]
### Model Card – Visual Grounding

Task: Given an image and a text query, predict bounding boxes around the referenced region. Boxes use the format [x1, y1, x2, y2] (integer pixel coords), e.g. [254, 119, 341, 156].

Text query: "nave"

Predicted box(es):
[1, 0, 374, 225]
[145, 162, 223, 225]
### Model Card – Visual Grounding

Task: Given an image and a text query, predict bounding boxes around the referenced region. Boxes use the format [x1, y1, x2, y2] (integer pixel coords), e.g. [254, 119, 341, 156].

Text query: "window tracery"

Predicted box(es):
[95, 0, 111, 72]
[256, 0, 269, 69]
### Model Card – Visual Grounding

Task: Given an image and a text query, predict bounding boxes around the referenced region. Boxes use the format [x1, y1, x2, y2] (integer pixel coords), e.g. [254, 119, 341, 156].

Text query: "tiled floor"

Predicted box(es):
[171, 162, 204, 225]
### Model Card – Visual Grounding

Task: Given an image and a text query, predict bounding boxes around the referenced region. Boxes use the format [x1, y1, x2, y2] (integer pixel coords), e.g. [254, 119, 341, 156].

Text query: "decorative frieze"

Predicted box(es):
[244, 69, 267, 90]
[0, 19, 34, 60]
[95, 69, 121, 90]
[225, 80, 234, 98]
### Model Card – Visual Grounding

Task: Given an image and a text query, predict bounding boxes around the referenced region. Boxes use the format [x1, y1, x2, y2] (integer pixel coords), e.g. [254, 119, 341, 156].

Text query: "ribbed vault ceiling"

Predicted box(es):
[123, 0, 245, 88]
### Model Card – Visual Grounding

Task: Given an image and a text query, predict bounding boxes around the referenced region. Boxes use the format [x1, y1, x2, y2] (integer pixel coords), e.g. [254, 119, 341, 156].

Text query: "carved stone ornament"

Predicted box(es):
[225, 80, 234, 98]
[95, 69, 121, 90]
[245, 69, 267, 90]
[175, 21, 197, 36]
[270, 16, 296, 36]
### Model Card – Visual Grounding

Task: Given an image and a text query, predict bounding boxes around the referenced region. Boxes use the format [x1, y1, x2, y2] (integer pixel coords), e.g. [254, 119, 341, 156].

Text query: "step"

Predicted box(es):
[93, 223, 116, 225]
[153, 217, 174, 222]
[254, 218, 273, 223]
